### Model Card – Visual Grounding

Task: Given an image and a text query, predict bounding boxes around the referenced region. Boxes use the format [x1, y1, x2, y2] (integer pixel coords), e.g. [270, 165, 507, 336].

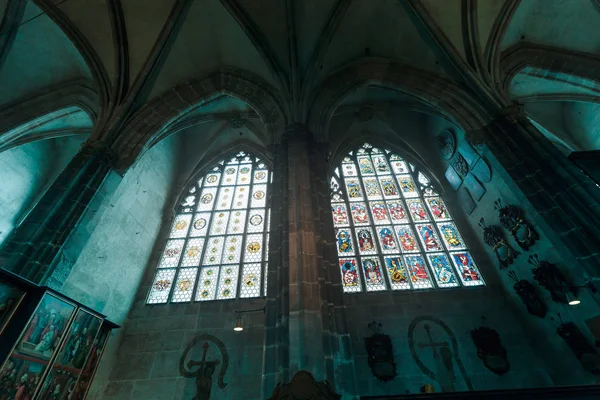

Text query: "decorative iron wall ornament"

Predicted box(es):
[552, 315, 600, 374]
[364, 321, 397, 382]
[508, 271, 547, 318]
[529, 254, 575, 304]
[470, 319, 510, 376]
[494, 199, 538, 251]
[437, 129, 456, 160]
[179, 334, 229, 400]
[479, 218, 519, 268]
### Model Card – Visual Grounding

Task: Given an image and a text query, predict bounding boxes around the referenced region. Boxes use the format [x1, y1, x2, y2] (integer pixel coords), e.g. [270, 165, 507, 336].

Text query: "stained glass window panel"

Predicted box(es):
[376, 226, 399, 254]
[350, 202, 370, 225]
[404, 254, 434, 289]
[397, 175, 418, 198]
[196, 267, 219, 301]
[370, 201, 391, 225]
[190, 213, 211, 237]
[372, 155, 390, 174]
[203, 237, 225, 265]
[210, 211, 230, 236]
[395, 225, 420, 253]
[181, 238, 205, 266]
[237, 164, 253, 185]
[244, 234, 264, 262]
[339, 259, 361, 293]
[228, 210, 247, 234]
[356, 227, 378, 255]
[171, 268, 198, 302]
[425, 197, 450, 221]
[384, 256, 410, 290]
[332, 204, 350, 226]
[335, 228, 355, 256]
[232, 186, 250, 209]
[406, 199, 429, 222]
[450, 252, 485, 286]
[358, 156, 375, 175]
[216, 266, 239, 300]
[363, 178, 383, 200]
[146, 151, 271, 304]
[215, 187, 234, 210]
[251, 184, 268, 208]
[169, 214, 192, 238]
[148, 269, 176, 304]
[361, 257, 387, 291]
[247, 209, 266, 233]
[240, 264, 262, 298]
[427, 253, 459, 288]
[380, 177, 400, 199]
[342, 162, 358, 177]
[328, 143, 484, 294]
[158, 240, 185, 268]
[387, 201, 409, 224]
[345, 178, 363, 200]
[204, 173, 221, 187]
[221, 165, 238, 185]
[197, 187, 217, 211]
[416, 224, 444, 252]
[253, 169, 268, 184]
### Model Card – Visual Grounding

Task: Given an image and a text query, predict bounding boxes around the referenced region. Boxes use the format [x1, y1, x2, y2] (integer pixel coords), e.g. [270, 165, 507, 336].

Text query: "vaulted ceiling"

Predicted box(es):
[0, 0, 599, 164]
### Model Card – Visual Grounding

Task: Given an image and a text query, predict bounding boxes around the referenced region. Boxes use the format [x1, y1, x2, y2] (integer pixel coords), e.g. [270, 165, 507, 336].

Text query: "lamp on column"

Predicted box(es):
[232, 306, 265, 332]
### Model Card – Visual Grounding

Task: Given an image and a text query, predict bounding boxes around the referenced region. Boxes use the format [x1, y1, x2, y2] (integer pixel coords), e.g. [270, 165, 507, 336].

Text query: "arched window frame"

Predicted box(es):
[146, 150, 272, 304]
[330, 142, 485, 293]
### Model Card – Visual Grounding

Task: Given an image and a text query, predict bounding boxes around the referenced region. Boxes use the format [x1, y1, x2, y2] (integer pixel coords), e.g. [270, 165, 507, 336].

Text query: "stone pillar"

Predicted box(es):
[262, 125, 357, 398]
[468, 105, 600, 277]
[0, 141, 115, 284]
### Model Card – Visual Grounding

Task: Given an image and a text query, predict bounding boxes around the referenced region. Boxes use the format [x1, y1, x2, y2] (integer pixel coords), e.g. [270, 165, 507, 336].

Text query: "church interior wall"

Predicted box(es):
[0, 135, 87, 246]
[427, 116, 600, 387]
[80, 131, 271, 400]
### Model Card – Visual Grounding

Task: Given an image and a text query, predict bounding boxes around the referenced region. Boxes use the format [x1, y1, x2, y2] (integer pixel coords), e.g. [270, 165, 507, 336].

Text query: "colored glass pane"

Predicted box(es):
[216, 265, 239, 300]
[172, 268, 198, 302]
[328, 142, 484, 293]
[169, 214, 192, 238]
[240, 263, 262, 298]
[148, 269, 176, 304]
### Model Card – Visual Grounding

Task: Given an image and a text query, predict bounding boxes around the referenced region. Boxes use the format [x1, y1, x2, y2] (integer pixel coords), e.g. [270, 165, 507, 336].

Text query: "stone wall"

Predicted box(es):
[346, 289, 551, 397]
[0, 135, 86, 245]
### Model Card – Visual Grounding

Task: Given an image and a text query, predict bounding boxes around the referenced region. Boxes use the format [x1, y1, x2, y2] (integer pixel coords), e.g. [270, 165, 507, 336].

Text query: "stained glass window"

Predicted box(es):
[146, 152, 271, 304]
[330, 143, 485, 293]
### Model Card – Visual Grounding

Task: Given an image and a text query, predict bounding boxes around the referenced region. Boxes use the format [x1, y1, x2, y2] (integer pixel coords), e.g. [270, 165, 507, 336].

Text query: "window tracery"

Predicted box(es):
[330, 143, 484, 293]
[146, 151, 271, 304]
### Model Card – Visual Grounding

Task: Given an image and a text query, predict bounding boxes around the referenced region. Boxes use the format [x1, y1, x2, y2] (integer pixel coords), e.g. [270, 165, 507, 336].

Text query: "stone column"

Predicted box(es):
[0, 141, 115, 283]
[468, 105, 600, 277]
[262, 124, 357, 398]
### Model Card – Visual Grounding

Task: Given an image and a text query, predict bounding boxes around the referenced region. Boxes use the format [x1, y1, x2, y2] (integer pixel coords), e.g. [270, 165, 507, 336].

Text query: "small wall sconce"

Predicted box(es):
[561, 281, 597, 306]
[232, 306, 265, 332]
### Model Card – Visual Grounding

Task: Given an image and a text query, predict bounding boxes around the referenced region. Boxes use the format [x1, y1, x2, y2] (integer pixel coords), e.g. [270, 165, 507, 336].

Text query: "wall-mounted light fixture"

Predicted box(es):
[561, 281, 597, 306]
[233, 306, 265, 332]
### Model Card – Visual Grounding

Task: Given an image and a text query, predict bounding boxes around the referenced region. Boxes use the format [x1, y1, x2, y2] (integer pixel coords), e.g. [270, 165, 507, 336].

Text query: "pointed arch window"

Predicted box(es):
[330, 143, 484, 293]
[146, 151, 271, 304]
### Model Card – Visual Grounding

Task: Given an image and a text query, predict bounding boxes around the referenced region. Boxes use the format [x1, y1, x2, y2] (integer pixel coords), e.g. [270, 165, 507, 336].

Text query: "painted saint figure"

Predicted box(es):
[362, 259, 383, 284]
[358, 230, 375, 252]
[336, 230, 353, 254]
